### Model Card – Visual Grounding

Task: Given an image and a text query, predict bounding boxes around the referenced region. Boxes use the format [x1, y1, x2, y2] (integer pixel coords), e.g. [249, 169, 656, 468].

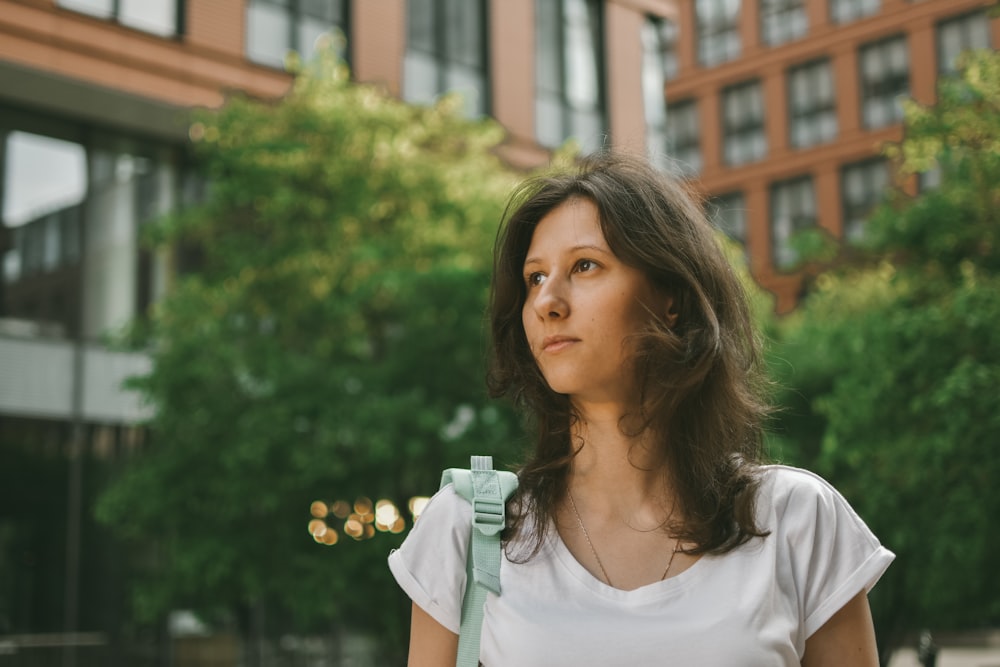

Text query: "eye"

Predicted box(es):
[574, 259, 598, 273]
[525, 271, 546, 288]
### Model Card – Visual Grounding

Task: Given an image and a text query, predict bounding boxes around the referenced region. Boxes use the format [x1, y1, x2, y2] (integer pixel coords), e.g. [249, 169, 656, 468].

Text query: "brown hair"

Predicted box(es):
[488, 152, 771, 558]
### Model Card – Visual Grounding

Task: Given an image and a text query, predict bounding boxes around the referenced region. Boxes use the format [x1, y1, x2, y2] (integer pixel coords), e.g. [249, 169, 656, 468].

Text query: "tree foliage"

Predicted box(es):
[96, 46, 526, 653]
[770, 49, 1000, 654]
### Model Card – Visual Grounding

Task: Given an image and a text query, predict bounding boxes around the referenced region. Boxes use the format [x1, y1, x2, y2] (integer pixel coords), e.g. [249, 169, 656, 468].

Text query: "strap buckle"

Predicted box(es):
[472, 497, 505, 536]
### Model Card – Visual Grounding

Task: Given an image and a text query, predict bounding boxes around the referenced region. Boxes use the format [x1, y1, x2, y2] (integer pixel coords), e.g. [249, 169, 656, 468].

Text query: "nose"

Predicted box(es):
[530, 276, 569, 320]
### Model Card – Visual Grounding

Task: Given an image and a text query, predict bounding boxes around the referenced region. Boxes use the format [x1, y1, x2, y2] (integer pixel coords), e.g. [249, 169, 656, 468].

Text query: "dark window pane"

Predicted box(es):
[534, 0, 606, 151]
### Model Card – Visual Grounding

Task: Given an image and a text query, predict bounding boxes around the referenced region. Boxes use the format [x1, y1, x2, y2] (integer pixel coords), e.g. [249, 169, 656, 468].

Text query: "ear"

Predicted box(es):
[663, 295, 679, 329]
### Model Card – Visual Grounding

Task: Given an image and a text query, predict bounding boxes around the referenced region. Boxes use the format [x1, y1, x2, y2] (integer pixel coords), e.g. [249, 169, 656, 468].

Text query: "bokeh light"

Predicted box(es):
[310, 495, 417, 546]
[409, 496, 430, 520]
[310, 500, 328, 518]
[308, 519, 327, 537]
[330, 500, 351, 519]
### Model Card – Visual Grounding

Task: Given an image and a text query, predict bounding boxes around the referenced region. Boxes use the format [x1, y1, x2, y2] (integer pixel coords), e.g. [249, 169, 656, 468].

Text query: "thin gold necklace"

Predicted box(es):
[567, 489, 679, 588]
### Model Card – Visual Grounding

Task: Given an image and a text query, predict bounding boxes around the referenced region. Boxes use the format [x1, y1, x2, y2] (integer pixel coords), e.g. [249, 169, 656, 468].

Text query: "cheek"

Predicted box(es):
[521, 304, 536, 350]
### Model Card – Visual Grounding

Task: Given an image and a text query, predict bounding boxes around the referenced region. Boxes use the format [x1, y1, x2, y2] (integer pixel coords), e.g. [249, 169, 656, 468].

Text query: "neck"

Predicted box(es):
[567, 403, 672, 525]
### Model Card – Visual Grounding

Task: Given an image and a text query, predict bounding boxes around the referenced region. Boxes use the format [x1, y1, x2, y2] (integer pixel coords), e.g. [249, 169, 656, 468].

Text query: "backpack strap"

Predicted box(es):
[440, 455, 518, 667]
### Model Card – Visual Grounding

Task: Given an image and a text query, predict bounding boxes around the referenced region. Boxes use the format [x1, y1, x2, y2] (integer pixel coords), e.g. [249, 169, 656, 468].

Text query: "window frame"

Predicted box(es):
[829, 0, 881, 25]
[708, 191, 747, 247]
[57, 0, 185, 38]
[665, 98, 702, 178]
[695, 0, 741, 67]
[858, 34, 910, 130]
[721, 79, 767, 167]
[245, 0, 351, 70]
[759, 0, 808, 48]
[936, 10, 992, 76]
[1, 109, 184, 336]
[840, 158, 888, 242]
[404, 0, 490, 117]
[787, 58, 838, 149]
[534, 0, 608, 153]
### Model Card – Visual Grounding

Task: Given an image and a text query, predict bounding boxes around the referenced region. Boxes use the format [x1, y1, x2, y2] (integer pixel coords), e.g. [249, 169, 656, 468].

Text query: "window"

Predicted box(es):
[830, 0, 880, 24]
[722, 80, 766, 167]
[1, 121, 178, 338]
[760, 0, 807, 47]
[770, 176, 816, 270]
[937, 11, 991, 75]
[708, 192, 747, 246]
[788, 59, 837, 149]
[58, 0, 181, 37]
[841, 159, 888, 242]
[404, 0, 488, 118]
[665, 100, 701, 177]
[859, 36, 909, 129]
[645, 16, 678, 83]
[918, 165, 942, 192]
[2, 132, 86, 289]
[696, 0, 741, 67]
[535, 0, 607, 152]
[642, 18, 667, 169]
[246, 0, 348, 69]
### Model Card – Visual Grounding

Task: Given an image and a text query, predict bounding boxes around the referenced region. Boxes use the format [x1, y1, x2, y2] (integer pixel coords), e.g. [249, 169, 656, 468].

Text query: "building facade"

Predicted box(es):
[666, 0, 998, 311]
[0, 0, 673, 662]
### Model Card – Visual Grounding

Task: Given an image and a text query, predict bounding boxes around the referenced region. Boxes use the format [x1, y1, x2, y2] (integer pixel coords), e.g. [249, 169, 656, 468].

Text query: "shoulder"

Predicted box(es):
[413, 482, 474, 540]
[753, 463, 891, 581]
[753, 466, 894, 639]
[389, 483, 474, 582]
[756, 464, 854, 521]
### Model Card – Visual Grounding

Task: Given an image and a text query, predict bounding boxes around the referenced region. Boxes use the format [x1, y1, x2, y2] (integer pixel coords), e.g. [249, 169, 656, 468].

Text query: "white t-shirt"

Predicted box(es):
[388, 465, 894, 666]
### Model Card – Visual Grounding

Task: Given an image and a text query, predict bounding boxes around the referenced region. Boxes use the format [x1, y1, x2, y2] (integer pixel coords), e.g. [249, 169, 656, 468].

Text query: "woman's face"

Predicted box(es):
[520, 198, 666, 406]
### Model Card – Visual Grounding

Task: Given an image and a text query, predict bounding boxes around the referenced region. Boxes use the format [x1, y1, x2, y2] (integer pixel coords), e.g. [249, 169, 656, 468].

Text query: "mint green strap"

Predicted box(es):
[442, 456, 517, 667]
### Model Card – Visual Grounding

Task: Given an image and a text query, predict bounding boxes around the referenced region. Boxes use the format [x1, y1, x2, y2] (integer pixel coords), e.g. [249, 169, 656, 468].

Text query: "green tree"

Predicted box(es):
[770, 49, 1000, 659]
[96, 46, 525, 660]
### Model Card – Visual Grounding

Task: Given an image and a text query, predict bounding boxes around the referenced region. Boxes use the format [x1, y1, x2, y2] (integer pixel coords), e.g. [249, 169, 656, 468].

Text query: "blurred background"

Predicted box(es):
[1, 0, 998, 665]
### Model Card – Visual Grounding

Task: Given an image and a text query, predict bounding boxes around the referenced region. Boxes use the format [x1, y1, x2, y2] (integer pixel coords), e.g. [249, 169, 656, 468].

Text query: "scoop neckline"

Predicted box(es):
[543, 521, 712, 601]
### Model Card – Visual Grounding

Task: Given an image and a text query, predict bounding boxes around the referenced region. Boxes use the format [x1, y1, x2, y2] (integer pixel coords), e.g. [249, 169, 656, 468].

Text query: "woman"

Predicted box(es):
[388, 152, 894, 666]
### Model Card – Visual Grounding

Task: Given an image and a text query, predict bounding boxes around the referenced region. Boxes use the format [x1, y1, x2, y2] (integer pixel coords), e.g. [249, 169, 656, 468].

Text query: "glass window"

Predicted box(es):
[760, 0, 807, 47]
[830, 0, 880, 24]
[404, 0, 488, 118]
[770, 176, 816, 270]
[246, 0, 348, 68]
[722, 80, 767, 167]
[58, 0, 180, 37]
[665, 100, 701, 178]
[535, 0, 607, 153]
[708, 192, 747, 246]
[859, 35, 909, 129]
[642, 16, 677, 170]
[696, 0, 740, 67]
[841, 159, 888, 242]
[3, 130, 87, 335]
[918, 165, 942, 192]
[1, 122, 178, 338]
[58, 0, 112, 18]
[937, 10, 992, 75]
[788, 59, 837, 149]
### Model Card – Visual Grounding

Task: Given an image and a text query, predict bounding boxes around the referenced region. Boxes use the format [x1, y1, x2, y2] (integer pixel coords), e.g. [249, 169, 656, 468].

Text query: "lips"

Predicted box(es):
[542, 335, 579, 353]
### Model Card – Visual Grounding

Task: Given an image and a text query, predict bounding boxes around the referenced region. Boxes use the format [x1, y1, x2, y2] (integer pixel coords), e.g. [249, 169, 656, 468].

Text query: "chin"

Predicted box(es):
[540, 376, 575, 396]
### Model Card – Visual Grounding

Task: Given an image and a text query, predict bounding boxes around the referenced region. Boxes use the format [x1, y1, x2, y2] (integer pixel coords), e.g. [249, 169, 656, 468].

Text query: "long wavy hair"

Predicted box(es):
[487, 152, 772, 558]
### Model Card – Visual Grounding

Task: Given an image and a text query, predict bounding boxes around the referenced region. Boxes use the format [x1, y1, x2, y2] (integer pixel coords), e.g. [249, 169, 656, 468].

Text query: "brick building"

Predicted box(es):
[664, 0, 998, 310]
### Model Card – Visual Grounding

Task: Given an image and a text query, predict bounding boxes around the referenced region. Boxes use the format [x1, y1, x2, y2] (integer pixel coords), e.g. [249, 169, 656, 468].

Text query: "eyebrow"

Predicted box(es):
[523, 244, 612, 267]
